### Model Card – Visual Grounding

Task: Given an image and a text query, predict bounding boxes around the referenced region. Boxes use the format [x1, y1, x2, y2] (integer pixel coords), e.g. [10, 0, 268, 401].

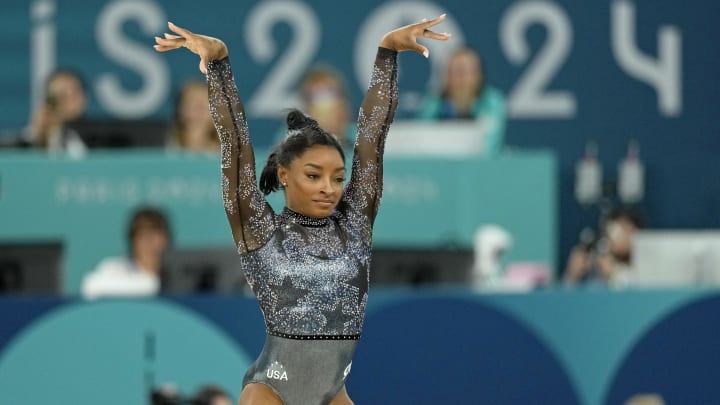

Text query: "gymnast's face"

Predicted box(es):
[278, 145, 346, 218]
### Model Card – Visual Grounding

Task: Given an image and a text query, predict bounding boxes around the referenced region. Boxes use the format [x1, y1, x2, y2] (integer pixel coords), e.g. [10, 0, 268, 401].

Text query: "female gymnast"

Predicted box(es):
[154, 14, 449, 405]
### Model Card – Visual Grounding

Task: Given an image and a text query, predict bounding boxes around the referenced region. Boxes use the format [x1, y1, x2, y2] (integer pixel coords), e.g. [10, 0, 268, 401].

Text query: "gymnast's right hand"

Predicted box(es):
[153, 22, 228, 74]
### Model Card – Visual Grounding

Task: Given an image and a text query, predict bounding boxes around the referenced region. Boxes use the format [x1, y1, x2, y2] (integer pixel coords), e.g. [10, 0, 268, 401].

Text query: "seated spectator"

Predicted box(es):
[24, 68, 88, 157]
[274, 65, 356, 151]
[563, 207, 645, 287]
[625, 394, 666, 405]
[416, 47, 506, 156]
[167, 80, 219, 153]
[191, 385, 233, 405]
[82, 207, 171, 299]
[0, 260, 22, 294]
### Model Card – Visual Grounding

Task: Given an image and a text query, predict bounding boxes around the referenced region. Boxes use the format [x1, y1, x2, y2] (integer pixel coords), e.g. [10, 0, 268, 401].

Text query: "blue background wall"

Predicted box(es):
[1, 289, 719, 405]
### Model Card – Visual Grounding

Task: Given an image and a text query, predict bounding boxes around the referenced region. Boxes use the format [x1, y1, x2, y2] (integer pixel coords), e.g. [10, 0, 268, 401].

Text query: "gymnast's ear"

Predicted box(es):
[277, 164, 288, 188]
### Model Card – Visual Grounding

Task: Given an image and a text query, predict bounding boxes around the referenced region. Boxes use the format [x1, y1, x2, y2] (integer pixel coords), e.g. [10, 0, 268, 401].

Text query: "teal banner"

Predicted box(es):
[0, 150, 555, 293]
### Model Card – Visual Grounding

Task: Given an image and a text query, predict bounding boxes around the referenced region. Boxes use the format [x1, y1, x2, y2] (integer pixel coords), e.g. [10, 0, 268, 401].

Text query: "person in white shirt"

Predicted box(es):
[82, 207, 171, 299]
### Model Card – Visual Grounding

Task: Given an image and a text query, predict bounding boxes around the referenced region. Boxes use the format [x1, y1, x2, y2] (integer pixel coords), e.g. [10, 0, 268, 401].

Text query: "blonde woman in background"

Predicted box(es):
[167, 80, 220, 153]
[417, 47, 506, 156]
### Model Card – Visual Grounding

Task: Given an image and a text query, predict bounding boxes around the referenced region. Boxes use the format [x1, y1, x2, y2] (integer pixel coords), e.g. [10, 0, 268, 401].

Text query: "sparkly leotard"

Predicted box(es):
[206, 47, 398, 405]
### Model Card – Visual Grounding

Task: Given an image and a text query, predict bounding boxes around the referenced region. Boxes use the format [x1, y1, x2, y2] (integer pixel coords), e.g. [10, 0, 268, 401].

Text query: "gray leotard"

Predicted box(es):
[206, 47, 398, 405]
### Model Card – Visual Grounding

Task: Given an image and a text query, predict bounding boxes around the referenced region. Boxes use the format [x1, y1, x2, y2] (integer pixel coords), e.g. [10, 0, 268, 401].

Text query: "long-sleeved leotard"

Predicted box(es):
[207, 47, 398, 340]
[207, 47, 397, 405]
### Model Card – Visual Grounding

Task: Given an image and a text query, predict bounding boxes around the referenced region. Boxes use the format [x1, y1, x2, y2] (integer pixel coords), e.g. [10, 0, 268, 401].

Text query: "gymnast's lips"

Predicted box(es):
[313, 199, 334, 208]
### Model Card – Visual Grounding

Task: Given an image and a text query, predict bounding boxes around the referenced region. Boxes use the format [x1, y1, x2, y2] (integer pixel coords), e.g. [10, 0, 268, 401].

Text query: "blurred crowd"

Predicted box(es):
[7, 70, 221, 155]
[2, 45, 521, 296]
[5, 46, 503, 156]
[2, 43, 714, 298]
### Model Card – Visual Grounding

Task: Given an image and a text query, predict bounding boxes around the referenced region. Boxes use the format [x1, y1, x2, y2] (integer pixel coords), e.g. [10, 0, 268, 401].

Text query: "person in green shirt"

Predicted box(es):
[416, 47, 506, 156]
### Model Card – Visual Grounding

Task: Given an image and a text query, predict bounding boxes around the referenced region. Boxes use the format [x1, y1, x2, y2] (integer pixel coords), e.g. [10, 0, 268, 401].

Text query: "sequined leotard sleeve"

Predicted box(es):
[343, 47, 399, 235]
[207, 58, 275, 254]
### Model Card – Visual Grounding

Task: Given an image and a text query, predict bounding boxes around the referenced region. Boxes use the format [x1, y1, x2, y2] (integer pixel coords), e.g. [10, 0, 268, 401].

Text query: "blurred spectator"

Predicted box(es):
[150, 384, 182, 405]
[82, 206, 171, 299]
[0, 260, 22, 293]
[23, 68, 88, 157]
[625, 394, 666, 405]
[275, 65, 356, 150]
[191, 384, 233, 405]
[150, 384, 232, 405]
[563, 207, 645, 287]
[167, 80, 219, 153]
[416, 47, 506, 156]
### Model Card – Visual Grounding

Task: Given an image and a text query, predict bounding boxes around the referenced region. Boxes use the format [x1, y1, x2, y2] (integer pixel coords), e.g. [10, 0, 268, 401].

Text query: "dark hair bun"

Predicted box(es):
[286, 108, 317, 131]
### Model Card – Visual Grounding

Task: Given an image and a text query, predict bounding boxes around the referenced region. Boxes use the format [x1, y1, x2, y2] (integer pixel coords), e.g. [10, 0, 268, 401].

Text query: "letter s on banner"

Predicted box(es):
[95, 0, 169, 119]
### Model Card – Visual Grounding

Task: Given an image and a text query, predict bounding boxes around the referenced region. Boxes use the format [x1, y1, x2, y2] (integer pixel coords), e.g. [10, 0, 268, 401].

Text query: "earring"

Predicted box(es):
[282, 182, 287, 187]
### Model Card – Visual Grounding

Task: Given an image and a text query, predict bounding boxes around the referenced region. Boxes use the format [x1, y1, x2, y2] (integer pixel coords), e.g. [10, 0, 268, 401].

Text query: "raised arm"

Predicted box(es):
[155, 23, 274, 253]
[344, 15, 450, 226]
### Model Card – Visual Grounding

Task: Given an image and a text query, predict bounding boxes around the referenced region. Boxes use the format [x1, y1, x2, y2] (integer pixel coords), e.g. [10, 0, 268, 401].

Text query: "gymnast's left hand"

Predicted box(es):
[379, 14, 451, 58]
[153, 22, 228, 74]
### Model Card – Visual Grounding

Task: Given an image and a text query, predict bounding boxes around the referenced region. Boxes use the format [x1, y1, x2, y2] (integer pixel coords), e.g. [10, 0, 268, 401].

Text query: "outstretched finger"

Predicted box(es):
[154, 36, 185, 48]
[168, 21, 192, 38]
[422, 13, 446, 29]
[416, 44, 430, 59]
[163, 33, 182, 40]
[153, 44, 177, 52]
[421, 29, 451, 41]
